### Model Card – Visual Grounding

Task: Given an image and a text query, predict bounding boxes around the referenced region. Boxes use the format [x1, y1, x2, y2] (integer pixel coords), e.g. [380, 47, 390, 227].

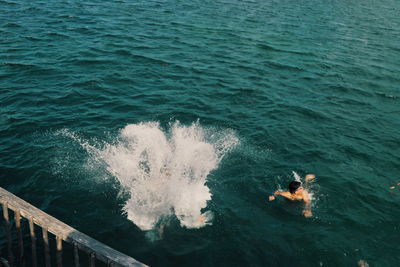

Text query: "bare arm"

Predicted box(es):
[303, 174, 315, 217]
[269, 190, 293, 201]
[304, 174, 316, 188]
[302, 191, 312, 217]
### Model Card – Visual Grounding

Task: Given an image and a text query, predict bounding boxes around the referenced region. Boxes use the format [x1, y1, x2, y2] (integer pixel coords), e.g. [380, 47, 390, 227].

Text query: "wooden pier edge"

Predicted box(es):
[0, 187, 148, 267]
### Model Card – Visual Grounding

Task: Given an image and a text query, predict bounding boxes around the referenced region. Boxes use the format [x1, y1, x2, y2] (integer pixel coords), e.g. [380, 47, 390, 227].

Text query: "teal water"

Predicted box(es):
[1, 0, 400, 266]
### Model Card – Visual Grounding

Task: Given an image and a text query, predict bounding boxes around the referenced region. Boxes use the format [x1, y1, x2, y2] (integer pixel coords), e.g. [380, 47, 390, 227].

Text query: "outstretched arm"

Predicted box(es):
[268, 191, 278, 201]
[269, 190, 282, 201]
[269, 190, 292, 201]
[302, 191, 312, 217]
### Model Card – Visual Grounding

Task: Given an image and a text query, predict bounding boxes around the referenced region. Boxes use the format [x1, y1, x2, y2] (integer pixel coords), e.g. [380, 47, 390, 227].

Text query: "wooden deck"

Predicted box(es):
[0, 187, 148, 267]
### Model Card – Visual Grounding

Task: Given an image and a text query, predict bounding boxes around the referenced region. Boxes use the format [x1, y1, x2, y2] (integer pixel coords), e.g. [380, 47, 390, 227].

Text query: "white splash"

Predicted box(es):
[61, 122, 238, 230]
[292, 171, 302, 182]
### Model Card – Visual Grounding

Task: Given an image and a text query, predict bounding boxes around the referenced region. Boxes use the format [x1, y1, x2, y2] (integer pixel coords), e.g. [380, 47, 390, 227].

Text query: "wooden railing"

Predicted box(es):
[0, 187, 148, 267]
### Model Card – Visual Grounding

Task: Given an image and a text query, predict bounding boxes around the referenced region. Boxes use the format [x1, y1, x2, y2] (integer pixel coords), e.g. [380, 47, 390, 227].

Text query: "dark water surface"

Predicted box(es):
[1, 0, 400, 266]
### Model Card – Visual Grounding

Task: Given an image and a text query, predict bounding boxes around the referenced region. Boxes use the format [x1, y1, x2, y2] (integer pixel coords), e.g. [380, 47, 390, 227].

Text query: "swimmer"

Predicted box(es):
[197, 213, 206, 224]
[160, 165, 172, 176]
[195, 212, 213, 227]
[269, 174, 316, 217]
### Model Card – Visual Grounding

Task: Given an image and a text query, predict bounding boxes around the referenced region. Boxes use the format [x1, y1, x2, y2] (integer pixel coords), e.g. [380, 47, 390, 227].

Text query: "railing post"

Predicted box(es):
[15, 209, 24, 262]
[74, 242, 80, 267]
[2, 201, 14, 266]
[42, 227, 51, 267]
[29, 217, 38, 267]
[90, 252, 96, 267]
[56, 235, 63, 267]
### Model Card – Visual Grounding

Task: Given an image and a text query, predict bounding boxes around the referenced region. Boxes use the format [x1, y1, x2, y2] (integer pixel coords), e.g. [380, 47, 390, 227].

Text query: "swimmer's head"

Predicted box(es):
[288, 181, 302, 194]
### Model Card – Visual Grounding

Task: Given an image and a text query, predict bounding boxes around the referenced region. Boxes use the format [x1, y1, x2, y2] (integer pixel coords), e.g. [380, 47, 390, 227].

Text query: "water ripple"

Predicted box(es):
[1, 0, 400, 266]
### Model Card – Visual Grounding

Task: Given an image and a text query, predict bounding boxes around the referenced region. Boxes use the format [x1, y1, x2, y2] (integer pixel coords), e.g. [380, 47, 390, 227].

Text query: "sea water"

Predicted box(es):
[1, 0, 400, 266]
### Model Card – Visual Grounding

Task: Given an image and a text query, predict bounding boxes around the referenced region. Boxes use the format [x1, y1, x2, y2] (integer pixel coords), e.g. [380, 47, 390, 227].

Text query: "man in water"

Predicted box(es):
[269, 174, 315, 217]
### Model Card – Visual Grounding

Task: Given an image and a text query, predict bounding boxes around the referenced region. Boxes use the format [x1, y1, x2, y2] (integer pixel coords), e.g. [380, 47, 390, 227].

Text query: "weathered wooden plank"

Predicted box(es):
[42, 227, 51, 267]
[0, 187, 148, 267]
[2, 201, 14, 266]
[90, 252, 96, 267]
[29, 217, 38, 267]
[15, 209, 24, 261]
[74, 242, 80, 267]
[56, 235, 63, 267]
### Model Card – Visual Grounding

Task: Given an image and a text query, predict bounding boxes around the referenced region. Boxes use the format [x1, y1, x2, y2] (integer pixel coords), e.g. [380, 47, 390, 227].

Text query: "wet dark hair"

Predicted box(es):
[288, 181, 302, 194]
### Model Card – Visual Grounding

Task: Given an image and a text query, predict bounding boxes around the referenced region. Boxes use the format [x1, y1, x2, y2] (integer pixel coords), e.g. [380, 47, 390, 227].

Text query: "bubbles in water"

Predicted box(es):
[60, 121, 238, 230]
